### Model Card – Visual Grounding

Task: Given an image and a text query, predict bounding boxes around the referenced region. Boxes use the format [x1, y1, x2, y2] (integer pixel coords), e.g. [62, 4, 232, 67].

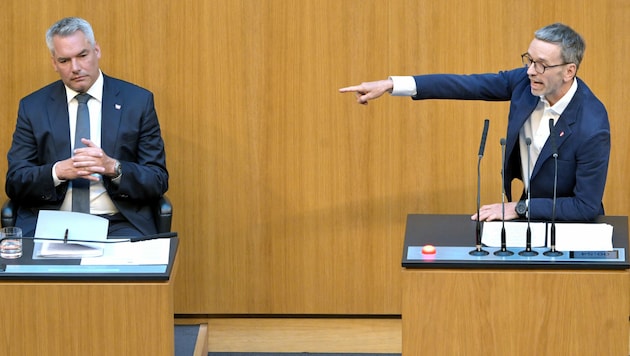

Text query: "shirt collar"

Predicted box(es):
[539, 78, 578, 116]
[65, 70, 104, 104]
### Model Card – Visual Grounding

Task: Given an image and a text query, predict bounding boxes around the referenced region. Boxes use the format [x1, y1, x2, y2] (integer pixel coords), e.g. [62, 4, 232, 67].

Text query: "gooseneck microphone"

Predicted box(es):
[470, 119, 490, 256]
[127, 232, 178, 242]
[0, 232, 178, 245]
[544, 118, 562, 257]
[519, 137, 537, 256]
[495, 138, 513, 256]
[478, 119, 490, 158]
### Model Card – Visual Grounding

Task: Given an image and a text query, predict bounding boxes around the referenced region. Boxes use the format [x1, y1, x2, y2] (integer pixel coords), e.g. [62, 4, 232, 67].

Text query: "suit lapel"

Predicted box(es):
[100, 75, 123, 155]
[506, 95, 538, 166]
[48, 82, 72, 160]
[531, 90, 580, 178]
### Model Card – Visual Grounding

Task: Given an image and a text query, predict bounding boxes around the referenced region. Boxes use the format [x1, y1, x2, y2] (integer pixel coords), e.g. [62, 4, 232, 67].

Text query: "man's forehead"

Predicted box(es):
[528, 39, 562, 61]
[51, 34, 91, 57]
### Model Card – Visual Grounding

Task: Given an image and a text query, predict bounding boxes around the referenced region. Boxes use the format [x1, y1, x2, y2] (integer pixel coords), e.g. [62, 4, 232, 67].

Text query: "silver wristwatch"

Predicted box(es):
[113, 160, 122, 179]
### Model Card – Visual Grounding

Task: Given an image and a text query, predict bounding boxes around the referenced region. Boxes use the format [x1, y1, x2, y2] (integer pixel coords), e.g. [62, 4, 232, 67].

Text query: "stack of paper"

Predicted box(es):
[38, 240, 104, 258]
[81, 239, 170, 265]
[481, 221, 614, 251]
[34, 210, 109, 258]
[481, 221, 547, 247]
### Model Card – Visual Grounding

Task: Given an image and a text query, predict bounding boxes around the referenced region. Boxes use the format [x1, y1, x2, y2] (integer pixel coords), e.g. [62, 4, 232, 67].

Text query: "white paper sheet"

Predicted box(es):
[481, 221, 614, 251]
[551, 223, 613, 251]
[80, 239, 170, 265]
[34, 210, 109, 258]
[481, 221, 547, 247]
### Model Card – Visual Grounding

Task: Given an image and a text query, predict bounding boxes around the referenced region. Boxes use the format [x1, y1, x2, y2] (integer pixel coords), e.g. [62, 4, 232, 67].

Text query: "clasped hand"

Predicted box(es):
[56, 138, 117, 181]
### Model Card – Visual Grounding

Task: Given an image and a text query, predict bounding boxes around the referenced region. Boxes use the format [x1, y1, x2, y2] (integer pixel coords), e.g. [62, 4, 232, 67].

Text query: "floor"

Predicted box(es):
[175, 317, 402, 354]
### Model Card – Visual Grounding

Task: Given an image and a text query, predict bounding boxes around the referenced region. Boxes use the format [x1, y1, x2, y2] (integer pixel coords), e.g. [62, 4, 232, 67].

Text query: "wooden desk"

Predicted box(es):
[401, 215, 629, 356]
[0, 238, 178, 356]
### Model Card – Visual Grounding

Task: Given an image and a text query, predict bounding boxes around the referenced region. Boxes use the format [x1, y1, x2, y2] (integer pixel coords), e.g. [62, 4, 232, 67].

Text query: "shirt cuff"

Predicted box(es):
[52, 162, 65, 186]
[389, 76, 417, 96]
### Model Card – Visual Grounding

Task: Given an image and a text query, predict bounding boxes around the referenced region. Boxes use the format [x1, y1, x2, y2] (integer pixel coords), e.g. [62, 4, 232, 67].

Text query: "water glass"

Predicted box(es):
[0, 226, 22, 259]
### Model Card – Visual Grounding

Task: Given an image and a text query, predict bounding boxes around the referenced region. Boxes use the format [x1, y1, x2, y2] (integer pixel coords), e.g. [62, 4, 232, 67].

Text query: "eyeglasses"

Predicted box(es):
[521, 53, 570, 74]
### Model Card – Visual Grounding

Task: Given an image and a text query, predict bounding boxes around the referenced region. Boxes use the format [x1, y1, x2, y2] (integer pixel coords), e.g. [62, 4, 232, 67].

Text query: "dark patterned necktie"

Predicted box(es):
[72, 93, 91, 213]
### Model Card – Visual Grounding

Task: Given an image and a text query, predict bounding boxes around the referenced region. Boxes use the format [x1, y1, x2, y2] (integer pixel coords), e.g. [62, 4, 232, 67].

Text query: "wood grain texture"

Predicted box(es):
[0, 281, 174, 355]
[0, 1, 628, 315]
[403, 269, 629, 355]
[177, 317, 401, 353]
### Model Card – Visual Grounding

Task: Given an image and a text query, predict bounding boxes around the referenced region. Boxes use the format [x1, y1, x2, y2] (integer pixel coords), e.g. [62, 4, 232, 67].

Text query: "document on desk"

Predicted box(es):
[34, 210, 108, 258]
[481, 221, 547, 247]
[481, 221, 614, 251]
[552, 223, 613, 251]
[80, 239, 170, 265]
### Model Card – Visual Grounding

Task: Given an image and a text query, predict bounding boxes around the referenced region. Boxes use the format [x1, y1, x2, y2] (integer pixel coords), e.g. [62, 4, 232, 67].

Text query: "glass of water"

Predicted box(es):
[0, 227, 22, 259]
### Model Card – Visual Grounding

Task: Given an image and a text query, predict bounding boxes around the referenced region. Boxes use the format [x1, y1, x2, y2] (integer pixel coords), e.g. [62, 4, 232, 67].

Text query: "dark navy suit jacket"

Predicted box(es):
[413, 67, 610, 221]
[6, 74, 169, 236]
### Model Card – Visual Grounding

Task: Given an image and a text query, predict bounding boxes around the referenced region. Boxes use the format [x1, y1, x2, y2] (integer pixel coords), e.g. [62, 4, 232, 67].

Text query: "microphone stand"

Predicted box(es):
[544, 119, 562, 257]
[519, 137, 537, 256]
[495, 138, 513, 256]
[470, 119, 490, 256]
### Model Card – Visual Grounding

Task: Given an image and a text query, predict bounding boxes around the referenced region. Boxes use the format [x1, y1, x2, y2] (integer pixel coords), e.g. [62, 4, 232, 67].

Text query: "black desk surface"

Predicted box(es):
[402, 214, 629, 270]
[0, 237, 178, 281]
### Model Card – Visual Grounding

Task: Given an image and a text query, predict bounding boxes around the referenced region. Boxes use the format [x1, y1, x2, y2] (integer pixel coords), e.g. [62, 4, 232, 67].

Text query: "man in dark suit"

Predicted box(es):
[6, 17, 168, 237]
[339, 23, 609, 222]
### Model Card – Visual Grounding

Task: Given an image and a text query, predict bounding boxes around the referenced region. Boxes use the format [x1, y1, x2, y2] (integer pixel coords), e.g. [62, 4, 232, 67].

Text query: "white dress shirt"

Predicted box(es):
[52, 71, 119, 215]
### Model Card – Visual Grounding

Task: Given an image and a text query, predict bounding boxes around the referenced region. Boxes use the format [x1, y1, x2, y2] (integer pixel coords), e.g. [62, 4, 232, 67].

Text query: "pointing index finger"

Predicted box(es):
[338, 85, 362, 93]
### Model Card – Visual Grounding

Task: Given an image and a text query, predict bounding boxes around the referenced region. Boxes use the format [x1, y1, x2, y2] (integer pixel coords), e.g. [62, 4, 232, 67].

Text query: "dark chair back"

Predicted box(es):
[1, 196, 173, 233]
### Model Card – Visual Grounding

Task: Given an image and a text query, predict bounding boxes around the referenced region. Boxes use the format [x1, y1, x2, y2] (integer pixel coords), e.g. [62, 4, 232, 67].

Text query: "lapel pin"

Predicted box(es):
[115, 104, 121, 110]
[560, 131, 564, 137]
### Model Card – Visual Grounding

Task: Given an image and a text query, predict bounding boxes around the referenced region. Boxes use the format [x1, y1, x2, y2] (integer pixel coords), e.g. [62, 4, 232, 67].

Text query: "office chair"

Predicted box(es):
[1, 196, 173, 233]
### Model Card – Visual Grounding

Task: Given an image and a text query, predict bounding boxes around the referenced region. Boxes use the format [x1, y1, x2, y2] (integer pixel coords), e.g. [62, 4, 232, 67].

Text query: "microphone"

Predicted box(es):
[470, 119, 490, 256]
[495, 138, 513, 256]
[478, 119, 490, 157]
[544, 118, 562, 256]
[0, 232, 178, 244]
[519, 137, 537, 256]
[127, 232, 178, 242]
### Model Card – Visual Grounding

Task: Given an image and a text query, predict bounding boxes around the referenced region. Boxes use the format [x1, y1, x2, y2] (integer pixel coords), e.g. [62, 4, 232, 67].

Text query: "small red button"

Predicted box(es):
[422, 244, 436, 254]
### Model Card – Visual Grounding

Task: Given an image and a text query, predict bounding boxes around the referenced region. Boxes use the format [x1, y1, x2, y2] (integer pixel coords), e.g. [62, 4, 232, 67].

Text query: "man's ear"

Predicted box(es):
[565, 63, 578, 81]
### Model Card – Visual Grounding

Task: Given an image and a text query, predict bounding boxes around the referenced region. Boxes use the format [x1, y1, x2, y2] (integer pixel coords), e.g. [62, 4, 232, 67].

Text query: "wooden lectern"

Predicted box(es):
[0, 237, 178, 356]
[401, 215, 629, 356]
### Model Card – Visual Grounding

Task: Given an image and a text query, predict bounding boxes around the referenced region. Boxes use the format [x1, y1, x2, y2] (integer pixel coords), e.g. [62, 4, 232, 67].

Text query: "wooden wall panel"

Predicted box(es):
[0, 0, 628, 315]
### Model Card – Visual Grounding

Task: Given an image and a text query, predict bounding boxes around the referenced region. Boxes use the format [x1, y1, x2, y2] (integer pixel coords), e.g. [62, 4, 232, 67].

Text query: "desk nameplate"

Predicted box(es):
[2, 264, 167, 274]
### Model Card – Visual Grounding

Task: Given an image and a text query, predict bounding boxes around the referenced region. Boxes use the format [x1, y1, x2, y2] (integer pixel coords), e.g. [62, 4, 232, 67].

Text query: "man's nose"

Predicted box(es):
[526, 62, 537, 76]
[71, 58, 81, 72]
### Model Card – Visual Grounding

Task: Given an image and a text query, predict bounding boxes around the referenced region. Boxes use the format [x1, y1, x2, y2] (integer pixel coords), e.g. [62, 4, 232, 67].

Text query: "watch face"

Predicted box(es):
[517, 201, 527, 215]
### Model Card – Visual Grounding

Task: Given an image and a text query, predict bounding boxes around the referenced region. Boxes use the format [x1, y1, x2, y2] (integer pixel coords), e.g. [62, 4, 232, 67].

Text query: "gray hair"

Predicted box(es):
[45, 17, 96, 54]
[535, 23, 585, 69]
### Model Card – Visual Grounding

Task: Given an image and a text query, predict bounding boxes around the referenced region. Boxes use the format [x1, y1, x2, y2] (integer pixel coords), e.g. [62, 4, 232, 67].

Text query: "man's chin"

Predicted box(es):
[67, 84, 88, 93]
[65, 78, 92, 93]
[530, 88, 544, 97]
